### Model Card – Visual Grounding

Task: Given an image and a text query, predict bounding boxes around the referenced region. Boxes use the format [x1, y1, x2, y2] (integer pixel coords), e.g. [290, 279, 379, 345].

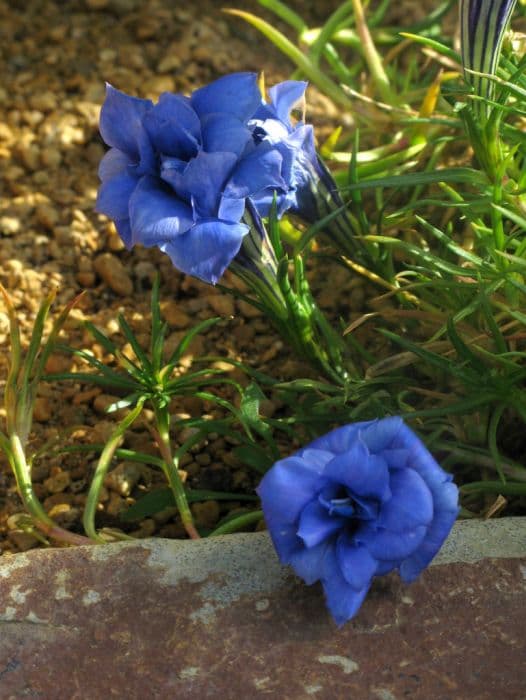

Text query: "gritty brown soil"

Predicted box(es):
[0, 0, 374, 552]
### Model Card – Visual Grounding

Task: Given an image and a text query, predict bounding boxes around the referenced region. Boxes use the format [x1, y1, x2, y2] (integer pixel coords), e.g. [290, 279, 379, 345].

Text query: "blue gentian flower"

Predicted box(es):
[96, 73, 289, 284]
[249, 80, 360, 256]
[257, 417, 459, 626]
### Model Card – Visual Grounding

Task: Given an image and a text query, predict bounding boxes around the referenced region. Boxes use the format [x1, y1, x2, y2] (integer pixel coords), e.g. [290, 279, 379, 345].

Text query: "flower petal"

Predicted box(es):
[267, 80, 308, 125]
[191, 72, 261, 121]
[98, 148, 133, 181]
[225, 143, 286, 200]
[257, 455, 330, 526]
[163, 151, 238, 219]
[308, 423, 366, 455]
[100, 83, 153, 157]
[376, 468, 433, 532]
[324, 445, 391, 502]
[321, 547, 370, 626]
[143, 93, 201, 159]
[128, 175, 194, 247]
[336, 534, 378, 590]
[114, 218, 132, 248]
[297, 499, 345, 548]
[161, 218, 248, 284]
[356, 523, 428, 561]
[359, 416, 405, 453]
[399, 500, 459, 582]
[201, 113, 252, 156]
[289, 540, 330, 585]
[96, 172, 138, 221]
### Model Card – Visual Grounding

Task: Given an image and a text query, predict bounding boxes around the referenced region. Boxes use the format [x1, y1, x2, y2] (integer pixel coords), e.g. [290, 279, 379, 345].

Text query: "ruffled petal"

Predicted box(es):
[161, 218, 248, 284]
[321, 547, 370, 626]
[225, 143, 286, 200]
[359, 416, 405, 453]
[163, 151, 238, 219]
[324, 445, 391, 502]
[308, 423, 367, 455]
[96, 172, 138, 221]
[289, 540, 330, 585]
[217, 196, 246, 223]
[191, 72, 261, 121]
[257, 455, 329, 526]
[355, 523, 428, 561]
[114, 218, 132, 248]
[399, 503, 458, 582]
[297, 499, 345, 548]
[128, 175, 194, 247]
[376, 468, 433, 533]
[201, 113, 252, 156]
[267, 80, 308, 125]
[100, 84, 153, 157]
[143, 93, 200, 159]
[98, 148, 133, 181]
[336, 534, 378, 590]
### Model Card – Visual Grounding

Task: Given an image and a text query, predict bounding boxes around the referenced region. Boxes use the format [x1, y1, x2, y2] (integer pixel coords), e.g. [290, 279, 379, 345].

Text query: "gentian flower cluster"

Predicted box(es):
[96, 72, 339, 285]
[257, 417, 459, 626]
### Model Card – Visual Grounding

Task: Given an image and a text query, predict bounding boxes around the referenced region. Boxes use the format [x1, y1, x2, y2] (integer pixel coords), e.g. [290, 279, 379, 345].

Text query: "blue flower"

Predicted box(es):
[96, 73, 289, 284]
[249, 80, 327, 221]
[257, 417, 459, 626]
[249, 80, 361, 258]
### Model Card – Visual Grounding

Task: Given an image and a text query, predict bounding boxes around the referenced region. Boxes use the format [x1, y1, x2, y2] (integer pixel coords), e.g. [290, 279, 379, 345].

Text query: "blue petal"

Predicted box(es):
[399, 505, 458, 583]
[321, 547, 370, 626]
[191, 72, 261, 121]
[289, 539, 330, 585]
[308, 422, 368, 455]
[218, 196, 246, 223]
[96, 172, 138, 221]
[161, 218, 248, 284]
[225, 144, 286, 200]
[356, 523, 428, 561]
[115, 218, 132, 247]
[257, 454, 330, 527]
[376, 468, 433, 533]
[163, 151, 238, 219]
[128, 175, 194, 247]
[201, 113, 252, 156]
[98, 148, 133, 181]
[324, 444, 391, 502]
[264, 522, 303, 564]
[297, 499, 345, 548]
[378, 448, 411, 470]
[143, 93, 201, 159]
[336, 533, 378, 590]
[267, 80, 307, 125]
[100, 84, 153, 157]
[359, 416, 405, 453]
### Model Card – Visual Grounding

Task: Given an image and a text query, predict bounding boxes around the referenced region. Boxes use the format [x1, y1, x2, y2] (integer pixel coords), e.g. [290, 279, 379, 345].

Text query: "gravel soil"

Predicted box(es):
[0, 0, 366, 552]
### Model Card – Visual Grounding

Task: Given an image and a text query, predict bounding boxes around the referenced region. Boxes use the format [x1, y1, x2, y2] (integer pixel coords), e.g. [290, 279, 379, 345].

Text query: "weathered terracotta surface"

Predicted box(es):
[0, 521, 525, 698]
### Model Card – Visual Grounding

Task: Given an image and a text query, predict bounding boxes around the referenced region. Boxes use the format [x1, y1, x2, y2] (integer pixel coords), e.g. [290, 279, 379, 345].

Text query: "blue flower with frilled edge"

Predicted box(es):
[249, 80, 341, 223]
[257, 417, 459, 626]
[96, 73, 289, 284]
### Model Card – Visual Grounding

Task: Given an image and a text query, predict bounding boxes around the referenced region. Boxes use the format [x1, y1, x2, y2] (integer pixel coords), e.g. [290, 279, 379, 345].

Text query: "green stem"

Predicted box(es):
[83, 399, 145, 542]
[209, 510, 264, 536]
[10, 434, 92, 546]
[154, 405, 200, 539]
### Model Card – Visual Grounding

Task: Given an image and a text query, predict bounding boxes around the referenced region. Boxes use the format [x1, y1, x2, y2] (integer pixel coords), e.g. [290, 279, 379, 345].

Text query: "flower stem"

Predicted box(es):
[153, 405, 200, 539]
[10, 434, 92, 546]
